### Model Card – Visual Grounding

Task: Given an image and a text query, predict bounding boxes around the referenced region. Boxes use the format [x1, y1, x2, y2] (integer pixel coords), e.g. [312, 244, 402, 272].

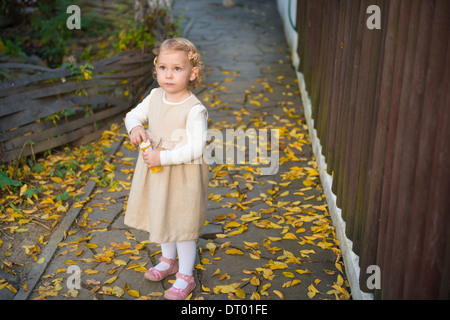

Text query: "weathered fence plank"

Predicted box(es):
[0, 49, 154, 163]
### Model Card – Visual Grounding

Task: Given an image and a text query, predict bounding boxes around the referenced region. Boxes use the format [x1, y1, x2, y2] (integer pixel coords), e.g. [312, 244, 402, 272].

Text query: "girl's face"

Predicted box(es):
[156, 49, 198, 101]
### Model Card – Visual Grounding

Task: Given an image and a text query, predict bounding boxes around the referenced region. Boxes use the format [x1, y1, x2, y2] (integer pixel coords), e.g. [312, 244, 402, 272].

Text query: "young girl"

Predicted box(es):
[124, 38, 208, 300]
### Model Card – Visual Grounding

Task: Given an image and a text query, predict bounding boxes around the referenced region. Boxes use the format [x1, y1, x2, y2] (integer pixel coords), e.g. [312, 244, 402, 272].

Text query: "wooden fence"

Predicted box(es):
[0, 49, 154, 162]
[296, 0, 450, 299]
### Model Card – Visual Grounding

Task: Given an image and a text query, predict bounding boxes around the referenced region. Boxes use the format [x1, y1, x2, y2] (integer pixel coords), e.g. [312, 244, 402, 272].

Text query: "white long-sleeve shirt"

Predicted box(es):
[125, 89, 208, 166]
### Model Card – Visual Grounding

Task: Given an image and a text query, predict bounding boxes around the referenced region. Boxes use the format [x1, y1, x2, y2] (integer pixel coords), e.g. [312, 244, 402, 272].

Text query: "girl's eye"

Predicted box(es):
[175, 67, 181, 71]
[159, 66, 166, 70]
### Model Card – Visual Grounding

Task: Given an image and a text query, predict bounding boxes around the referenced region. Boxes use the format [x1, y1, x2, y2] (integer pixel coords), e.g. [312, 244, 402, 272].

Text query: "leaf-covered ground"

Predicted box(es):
[1, 0, 351, 300]
[0, 124, 125, 297]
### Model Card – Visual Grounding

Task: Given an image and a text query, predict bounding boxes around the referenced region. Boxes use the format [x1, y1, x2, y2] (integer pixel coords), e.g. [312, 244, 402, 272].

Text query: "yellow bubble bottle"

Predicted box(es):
[139, 139, 162, 173]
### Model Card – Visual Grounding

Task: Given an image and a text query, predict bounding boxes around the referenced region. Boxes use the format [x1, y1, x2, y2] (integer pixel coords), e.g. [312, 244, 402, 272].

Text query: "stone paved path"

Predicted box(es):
[14, 0, 350, 301]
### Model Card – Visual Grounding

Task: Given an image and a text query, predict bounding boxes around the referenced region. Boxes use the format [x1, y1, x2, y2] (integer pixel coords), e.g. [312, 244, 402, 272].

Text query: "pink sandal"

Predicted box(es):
[164, 272, 196, 300]
[145, 256, 178, 281]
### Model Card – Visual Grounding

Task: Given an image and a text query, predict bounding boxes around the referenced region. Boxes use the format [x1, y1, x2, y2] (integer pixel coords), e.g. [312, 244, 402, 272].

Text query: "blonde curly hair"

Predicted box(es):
[152, 38, 204, 90]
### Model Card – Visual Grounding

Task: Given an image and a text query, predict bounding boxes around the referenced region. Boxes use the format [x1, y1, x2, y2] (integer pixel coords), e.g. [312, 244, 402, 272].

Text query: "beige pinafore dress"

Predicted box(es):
[124, 88, 209, 243]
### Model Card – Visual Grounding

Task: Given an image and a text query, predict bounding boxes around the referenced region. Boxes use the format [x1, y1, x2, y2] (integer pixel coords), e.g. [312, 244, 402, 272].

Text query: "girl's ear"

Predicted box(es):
[190, 67, 198, 81]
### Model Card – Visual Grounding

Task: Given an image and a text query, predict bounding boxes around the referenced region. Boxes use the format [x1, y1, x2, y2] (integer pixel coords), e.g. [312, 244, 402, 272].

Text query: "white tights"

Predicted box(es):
[154, 240, 197, 289]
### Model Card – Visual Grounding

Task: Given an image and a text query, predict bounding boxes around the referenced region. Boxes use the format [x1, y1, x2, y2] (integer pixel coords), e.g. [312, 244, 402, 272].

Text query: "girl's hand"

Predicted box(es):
[129, 126, 149, 146]
[142, 149, 161, 168]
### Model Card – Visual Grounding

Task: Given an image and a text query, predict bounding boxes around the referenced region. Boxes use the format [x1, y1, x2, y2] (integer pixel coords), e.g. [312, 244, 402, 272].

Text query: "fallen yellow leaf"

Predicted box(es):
[282, 233, 298, 240]
[6, 284, 17, 293]
[202, 285, 211, 292]
[250, 292, 260, 300]
[20, 184, 28, 197]
[273, 290, 284, 299]
[302, 180, 314, 187]
[243, 241, 259, 249]
[235, 287, 246, 299]
[50, 177, 63, 183]
[282, 272, 295, 278]
[103, 276, 118, 285]
[249, 99, 261, 107]
[206, 242, 216, 255]
[261, 283, 271, 296]
[195, 264, 206, 271]
[213, 283, 240, 294]
[128, 289, 140, 298]
[307, 283, 320, 299]
[249, 252, 261, 260]
[224, 221, 241, 228]
[114, 259, 127, 266]
[250, 276, 260, 286]
[282, 279, 301, 288]
[225, 248, 244, 255]
[85, 269, 99, 274]
[296, 269, 311, 275]
[134, 266, 147, 273]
